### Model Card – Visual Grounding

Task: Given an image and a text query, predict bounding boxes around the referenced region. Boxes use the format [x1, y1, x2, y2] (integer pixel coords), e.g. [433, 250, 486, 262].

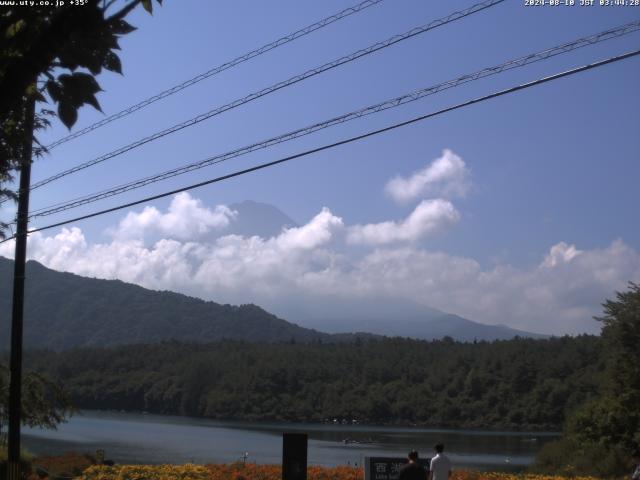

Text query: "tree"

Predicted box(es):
[534, 283, 640, 477]
[0, 363, 73, 443]
[0, 0, 162, 236]
[0, 0, 163, 464]
[568, 283, 640, 450]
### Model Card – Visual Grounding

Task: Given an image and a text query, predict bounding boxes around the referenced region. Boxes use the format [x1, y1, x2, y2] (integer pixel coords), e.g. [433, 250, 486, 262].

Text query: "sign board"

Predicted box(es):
[364, 457, 430, 480]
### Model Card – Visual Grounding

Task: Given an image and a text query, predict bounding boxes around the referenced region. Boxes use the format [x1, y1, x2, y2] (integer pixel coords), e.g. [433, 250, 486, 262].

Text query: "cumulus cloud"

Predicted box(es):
[276, 208, 343, 250]
[339, 240, 640, 334]
[385, 149, 470, 203]
[347, 199, 460, 245]
[3, 194, 639, 336]
[542, 242, 582, 267]
[111, 192, 236, 241]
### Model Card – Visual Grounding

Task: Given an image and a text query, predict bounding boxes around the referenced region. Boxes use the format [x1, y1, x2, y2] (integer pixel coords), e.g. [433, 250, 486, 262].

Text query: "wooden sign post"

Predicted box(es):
[282, 433, 308, 480]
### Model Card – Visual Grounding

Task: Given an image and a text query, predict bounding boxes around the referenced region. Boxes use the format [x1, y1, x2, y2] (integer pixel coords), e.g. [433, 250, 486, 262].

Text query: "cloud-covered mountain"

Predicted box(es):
[1, 189, 636, 335]
[0, 255, 545, 351]
[225, 200, 298, 238]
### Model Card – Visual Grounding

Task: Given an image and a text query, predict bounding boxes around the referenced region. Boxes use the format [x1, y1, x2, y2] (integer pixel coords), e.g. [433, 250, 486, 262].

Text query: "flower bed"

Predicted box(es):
[75, 463, 603, 480]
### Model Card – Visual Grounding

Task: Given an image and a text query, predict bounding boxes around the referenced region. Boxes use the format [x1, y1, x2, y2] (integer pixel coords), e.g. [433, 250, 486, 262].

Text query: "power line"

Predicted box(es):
[44, 0, 385, 150]
[29, 0, 505, 191]
[4, 48, 636, 243]
[27, 21, 640, 219]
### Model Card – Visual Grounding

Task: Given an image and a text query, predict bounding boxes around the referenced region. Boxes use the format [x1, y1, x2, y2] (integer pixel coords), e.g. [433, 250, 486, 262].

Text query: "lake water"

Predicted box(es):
[23, 411, 558, 471]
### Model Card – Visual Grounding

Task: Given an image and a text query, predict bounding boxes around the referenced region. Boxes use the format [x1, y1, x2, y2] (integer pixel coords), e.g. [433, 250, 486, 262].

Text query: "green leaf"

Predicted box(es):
[58, 101, 78, 129]
[33, 91, 47, 103]
[56, 73, 103, 116]
[84, 52, 103, 75]
[57, 49, 81, 71]
[141, 0, 153, 14]
[58, 72, 102, 105]
[85, 94, 103, 113]
[110, 19, 136, 35]
[46, 81, 62, 102]
[103, 51, 122, 74]
[5, 19, 26, 39]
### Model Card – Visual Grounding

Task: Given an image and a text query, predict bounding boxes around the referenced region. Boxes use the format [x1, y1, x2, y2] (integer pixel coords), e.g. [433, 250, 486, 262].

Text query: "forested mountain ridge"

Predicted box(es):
[0, 257, 340, 349]
[26, 335, 603, 430]
[0, 257, 543, 350]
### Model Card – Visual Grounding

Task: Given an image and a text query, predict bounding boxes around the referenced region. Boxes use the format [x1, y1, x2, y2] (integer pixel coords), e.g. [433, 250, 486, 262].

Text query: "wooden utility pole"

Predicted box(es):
[7, 95, 35, 480]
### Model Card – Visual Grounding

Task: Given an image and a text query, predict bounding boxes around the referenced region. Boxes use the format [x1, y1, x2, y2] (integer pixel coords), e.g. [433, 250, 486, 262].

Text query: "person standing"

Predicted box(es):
[428, 444, 452, 480]
[399, 450, 427, 480]
[631, 451, 640, 480]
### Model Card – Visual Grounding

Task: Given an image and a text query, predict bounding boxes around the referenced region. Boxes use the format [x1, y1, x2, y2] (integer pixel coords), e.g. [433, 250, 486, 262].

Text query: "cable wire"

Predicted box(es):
[4, 48, 635, 242]
[27, 21, 640, 219]
[30, 0, 505, 191]
[44, 0, 385, 150]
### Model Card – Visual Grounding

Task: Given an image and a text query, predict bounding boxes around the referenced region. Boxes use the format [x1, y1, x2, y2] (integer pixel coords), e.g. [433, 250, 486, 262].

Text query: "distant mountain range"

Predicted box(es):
[269, 293, 548, 341]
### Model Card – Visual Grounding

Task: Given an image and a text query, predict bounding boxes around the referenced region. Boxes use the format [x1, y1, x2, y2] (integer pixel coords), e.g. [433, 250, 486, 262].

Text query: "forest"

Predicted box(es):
[24, 334, 602, 430]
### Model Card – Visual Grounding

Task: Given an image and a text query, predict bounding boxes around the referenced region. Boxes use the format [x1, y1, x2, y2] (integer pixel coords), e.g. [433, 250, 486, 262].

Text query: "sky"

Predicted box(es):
[1, 0, 639, 335]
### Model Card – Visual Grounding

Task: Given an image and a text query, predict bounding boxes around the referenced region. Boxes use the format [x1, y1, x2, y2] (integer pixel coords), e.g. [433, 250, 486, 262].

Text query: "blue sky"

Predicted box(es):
[2, 0, 639, 335]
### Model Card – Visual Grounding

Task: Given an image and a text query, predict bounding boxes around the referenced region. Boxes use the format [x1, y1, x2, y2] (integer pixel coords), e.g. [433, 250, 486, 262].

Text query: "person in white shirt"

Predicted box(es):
[428, 443, 452, 480]
[631, 450, 640, 480]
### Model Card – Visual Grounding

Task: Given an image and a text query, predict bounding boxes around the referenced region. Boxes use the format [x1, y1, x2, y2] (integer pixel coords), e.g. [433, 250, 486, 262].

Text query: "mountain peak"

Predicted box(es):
[226, 200, 298, 238]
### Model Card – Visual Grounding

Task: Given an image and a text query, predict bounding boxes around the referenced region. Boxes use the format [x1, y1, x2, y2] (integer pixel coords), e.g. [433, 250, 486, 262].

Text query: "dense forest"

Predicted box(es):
[25, 335, 602, 430]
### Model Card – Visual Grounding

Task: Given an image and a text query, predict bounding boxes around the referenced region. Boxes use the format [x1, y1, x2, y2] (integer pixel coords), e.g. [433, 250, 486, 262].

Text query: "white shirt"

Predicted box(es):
[430, 453, 451, 480]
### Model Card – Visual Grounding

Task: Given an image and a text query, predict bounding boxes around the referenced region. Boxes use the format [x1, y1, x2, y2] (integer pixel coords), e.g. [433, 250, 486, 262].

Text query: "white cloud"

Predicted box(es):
[385, 149, 470, 203]
[542, 241, 582, 267]
[276, 208, 343, 250]
[347, 199, 460, 245]
[344, 240, 640, 334]
[3, 194, 639, 336]
[111, 192, 236, 241]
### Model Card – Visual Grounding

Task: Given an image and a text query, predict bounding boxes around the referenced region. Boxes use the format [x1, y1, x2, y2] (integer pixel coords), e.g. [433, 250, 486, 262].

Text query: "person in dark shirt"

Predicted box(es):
[398, 450, 427, 480]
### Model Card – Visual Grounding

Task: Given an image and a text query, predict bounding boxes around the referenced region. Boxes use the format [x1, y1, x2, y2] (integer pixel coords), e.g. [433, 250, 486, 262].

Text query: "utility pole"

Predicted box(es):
[7, 95, 35, 480]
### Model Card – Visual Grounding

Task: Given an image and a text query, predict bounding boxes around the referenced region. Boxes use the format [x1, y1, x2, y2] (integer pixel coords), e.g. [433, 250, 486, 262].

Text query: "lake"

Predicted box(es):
[23, 411, 558, 471]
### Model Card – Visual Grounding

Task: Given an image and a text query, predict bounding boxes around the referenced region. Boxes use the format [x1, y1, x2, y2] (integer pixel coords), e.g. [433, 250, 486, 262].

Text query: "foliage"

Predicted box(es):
[23, 452, 96, 480]
[533, 283, 640, 477]
[588, 282, 640, 449]
[533, 437, 629, 478]
[0, 447, 32, 480]
[75, 463, 603, 480]
[449, 473, 600, 480]
[79, 463, 212, 480]
[0, 446, 33, 463]
[24, 334, 602, 430]
[0, 0, 163, 127]
[0, 363, 74, 437]
[0, 0, 162, 236]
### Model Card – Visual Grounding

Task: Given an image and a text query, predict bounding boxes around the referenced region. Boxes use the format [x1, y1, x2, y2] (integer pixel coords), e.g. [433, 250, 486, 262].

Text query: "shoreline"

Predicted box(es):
[68, 409, 563, 435]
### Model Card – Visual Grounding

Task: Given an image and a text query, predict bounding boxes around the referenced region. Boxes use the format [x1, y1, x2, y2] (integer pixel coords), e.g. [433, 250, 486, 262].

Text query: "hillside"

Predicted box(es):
[0, 255, 545, 350]
[0, 257, 336, 350]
